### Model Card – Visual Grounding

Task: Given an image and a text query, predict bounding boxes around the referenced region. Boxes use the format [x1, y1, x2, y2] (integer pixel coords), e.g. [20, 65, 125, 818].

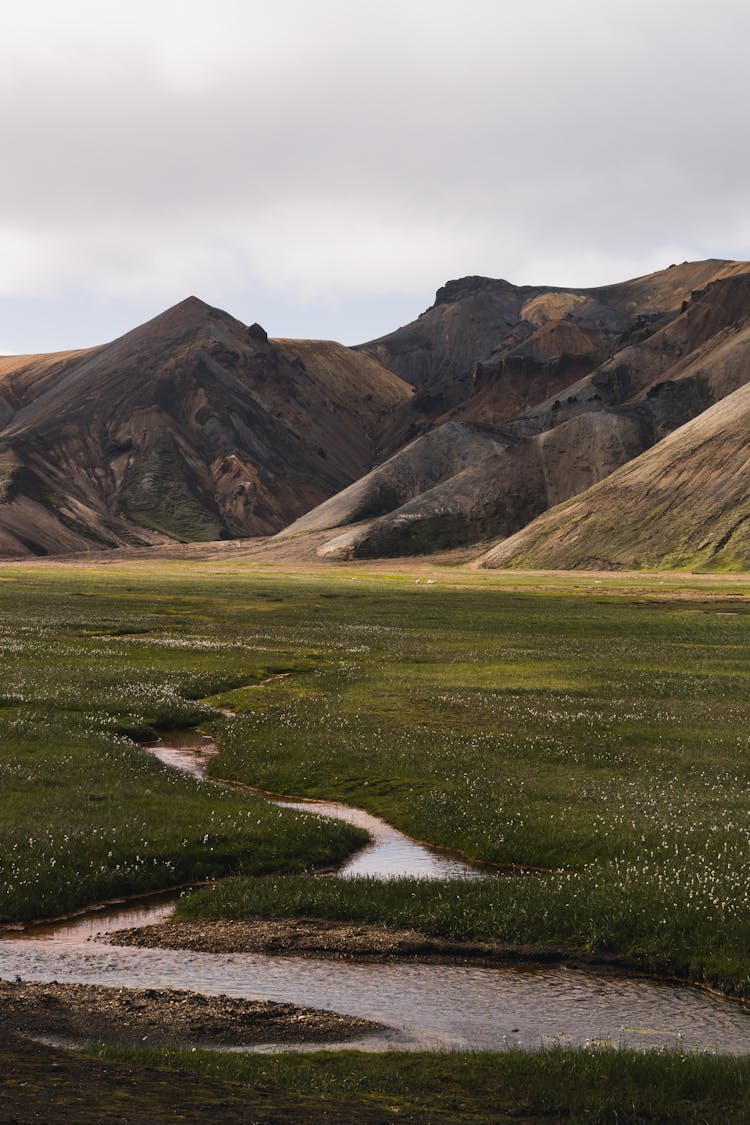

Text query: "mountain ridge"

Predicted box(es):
[1, 258, 750, 566]
[293, 261, 750, 562]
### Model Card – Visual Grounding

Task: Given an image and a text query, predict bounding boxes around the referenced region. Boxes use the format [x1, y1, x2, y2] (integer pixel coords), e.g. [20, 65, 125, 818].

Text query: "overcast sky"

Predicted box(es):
[2, 0, 749, 353]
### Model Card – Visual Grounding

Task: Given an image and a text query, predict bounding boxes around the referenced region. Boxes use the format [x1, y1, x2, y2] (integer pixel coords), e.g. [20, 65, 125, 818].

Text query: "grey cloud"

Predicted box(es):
[1, 0, 749, 352]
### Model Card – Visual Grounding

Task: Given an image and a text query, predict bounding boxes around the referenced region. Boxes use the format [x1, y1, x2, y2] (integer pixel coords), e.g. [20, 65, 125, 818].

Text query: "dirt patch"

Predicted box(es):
[0, 978, 379, 1047]
[110, 916, 630, 971]
[111, 916, 466, 959]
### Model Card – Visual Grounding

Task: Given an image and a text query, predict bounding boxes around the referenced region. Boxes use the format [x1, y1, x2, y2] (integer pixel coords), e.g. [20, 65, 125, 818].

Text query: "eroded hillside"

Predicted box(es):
[2, 259, 750, 563]
[295, 262, 750, 561]
[0, 300, 411, 556]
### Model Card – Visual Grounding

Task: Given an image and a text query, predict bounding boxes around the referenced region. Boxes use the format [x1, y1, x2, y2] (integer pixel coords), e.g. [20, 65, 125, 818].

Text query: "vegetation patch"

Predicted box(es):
[0, 569, 367, 921]
[120, 438, 223, 541]
[0, 563, 747, 997]
[89, 1044, 750, 1124]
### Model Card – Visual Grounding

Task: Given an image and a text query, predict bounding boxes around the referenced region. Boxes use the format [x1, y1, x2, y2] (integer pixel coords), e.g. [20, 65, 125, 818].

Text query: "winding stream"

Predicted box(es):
[146, 729, 481, 881]
[2, 728, 750, 1054]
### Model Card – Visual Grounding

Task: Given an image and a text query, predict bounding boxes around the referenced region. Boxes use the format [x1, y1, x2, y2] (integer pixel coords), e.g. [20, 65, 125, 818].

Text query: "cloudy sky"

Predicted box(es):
[2, 0, 749, 353]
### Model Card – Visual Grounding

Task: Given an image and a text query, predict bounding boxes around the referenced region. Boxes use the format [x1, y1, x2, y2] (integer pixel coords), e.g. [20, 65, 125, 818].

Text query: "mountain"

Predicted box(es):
[3, 259, 750, 564]
[356, 259, 748, 425]
[297, 410, 648, 560]
[480, 377, 750, 571]
[292, 262, 750, 560]
[0, 299, 411, 556]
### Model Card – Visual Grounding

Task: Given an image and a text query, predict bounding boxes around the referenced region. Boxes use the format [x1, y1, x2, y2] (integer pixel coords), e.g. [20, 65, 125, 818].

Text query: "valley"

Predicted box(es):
[2, 259, 750, 1121]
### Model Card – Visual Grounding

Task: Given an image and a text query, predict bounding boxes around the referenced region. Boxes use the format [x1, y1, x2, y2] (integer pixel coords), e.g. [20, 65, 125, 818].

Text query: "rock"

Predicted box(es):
[246, 321, 268, 342]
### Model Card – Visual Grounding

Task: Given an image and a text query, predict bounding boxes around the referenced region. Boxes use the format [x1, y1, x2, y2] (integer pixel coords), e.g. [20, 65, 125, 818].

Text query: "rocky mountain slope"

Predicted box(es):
[0, 299, 411, 556]
[480, 376, 750, 572]
[2, 258, 750, 564]
[356, 260, 748, 424]
[294, 263, 750, 560]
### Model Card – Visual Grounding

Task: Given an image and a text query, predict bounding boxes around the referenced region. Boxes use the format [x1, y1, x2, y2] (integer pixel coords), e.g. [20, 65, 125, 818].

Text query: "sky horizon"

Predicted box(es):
[2, 1, 749, 355]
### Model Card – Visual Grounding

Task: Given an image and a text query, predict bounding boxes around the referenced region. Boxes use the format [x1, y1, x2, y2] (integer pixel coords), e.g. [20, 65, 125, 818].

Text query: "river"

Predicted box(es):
[1, 728, 749, 1055]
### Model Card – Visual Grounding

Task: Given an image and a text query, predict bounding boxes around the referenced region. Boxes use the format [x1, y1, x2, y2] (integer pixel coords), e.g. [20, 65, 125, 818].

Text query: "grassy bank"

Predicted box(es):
[201, 569, 748, 993]
[89, 1044, 750, 1123]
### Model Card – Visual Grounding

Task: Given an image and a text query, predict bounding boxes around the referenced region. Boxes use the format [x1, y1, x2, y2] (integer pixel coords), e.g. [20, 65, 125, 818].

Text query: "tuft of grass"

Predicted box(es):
[88, 1044, 750, 1124]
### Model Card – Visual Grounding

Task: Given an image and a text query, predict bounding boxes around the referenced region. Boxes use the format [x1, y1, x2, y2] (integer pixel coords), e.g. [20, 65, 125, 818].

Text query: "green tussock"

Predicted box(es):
[120, 439, 223, 541]
[88, 1044, 750, 1124]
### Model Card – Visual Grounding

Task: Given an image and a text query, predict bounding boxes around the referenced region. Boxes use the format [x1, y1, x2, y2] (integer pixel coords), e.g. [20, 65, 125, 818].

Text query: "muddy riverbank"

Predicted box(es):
[0, 978, 379, 1047]
[111, 916, 634, 970]
[111, 916, 748, 1002]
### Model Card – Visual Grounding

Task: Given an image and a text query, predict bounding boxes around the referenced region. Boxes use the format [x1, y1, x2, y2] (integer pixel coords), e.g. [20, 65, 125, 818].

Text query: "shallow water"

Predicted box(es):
[2, 730, 749, 1055]
[277, 796, 482, 881]
[149, 728, 482, 880]
[3, 899, 750, 1053]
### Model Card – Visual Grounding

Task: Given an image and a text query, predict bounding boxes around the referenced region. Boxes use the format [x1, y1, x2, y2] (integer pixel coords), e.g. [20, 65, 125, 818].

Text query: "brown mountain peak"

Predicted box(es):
[126, 295, 241, 341]
[433, 276, 516, 307]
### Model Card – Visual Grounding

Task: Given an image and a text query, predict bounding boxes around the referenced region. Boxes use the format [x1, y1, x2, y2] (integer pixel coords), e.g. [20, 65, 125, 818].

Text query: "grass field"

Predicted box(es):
[0, 561, 747, 995]
[88, 1043, 750, 1123]
[5, 1032, 750, 1123]
[0, 565, 369, 921]
[1, 559, 748, 1118]
[197, 565, 748, 994]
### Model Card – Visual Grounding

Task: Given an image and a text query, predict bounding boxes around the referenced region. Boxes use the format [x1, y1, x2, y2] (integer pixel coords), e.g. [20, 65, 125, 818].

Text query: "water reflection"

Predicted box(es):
[149, 729, 482, 881]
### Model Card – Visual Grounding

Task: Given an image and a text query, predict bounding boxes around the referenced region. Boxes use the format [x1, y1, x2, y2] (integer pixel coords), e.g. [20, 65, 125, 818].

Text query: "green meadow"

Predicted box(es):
[0, 565, 369, 921]
[87, 1044, 750, 1124]
[1, 560, 749, 1118]
[0, 561, 747, 997]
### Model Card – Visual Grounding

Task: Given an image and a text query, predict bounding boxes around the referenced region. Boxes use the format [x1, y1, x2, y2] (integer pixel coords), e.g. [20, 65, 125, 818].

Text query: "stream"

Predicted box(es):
[1, 728, 750, 1054]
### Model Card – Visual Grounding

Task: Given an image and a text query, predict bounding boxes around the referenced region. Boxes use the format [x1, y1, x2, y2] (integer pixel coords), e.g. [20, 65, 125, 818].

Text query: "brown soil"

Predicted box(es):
[110, 916, 632, 972]
[0, 978, 379, 1048]
[112, 916, 469, 960]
